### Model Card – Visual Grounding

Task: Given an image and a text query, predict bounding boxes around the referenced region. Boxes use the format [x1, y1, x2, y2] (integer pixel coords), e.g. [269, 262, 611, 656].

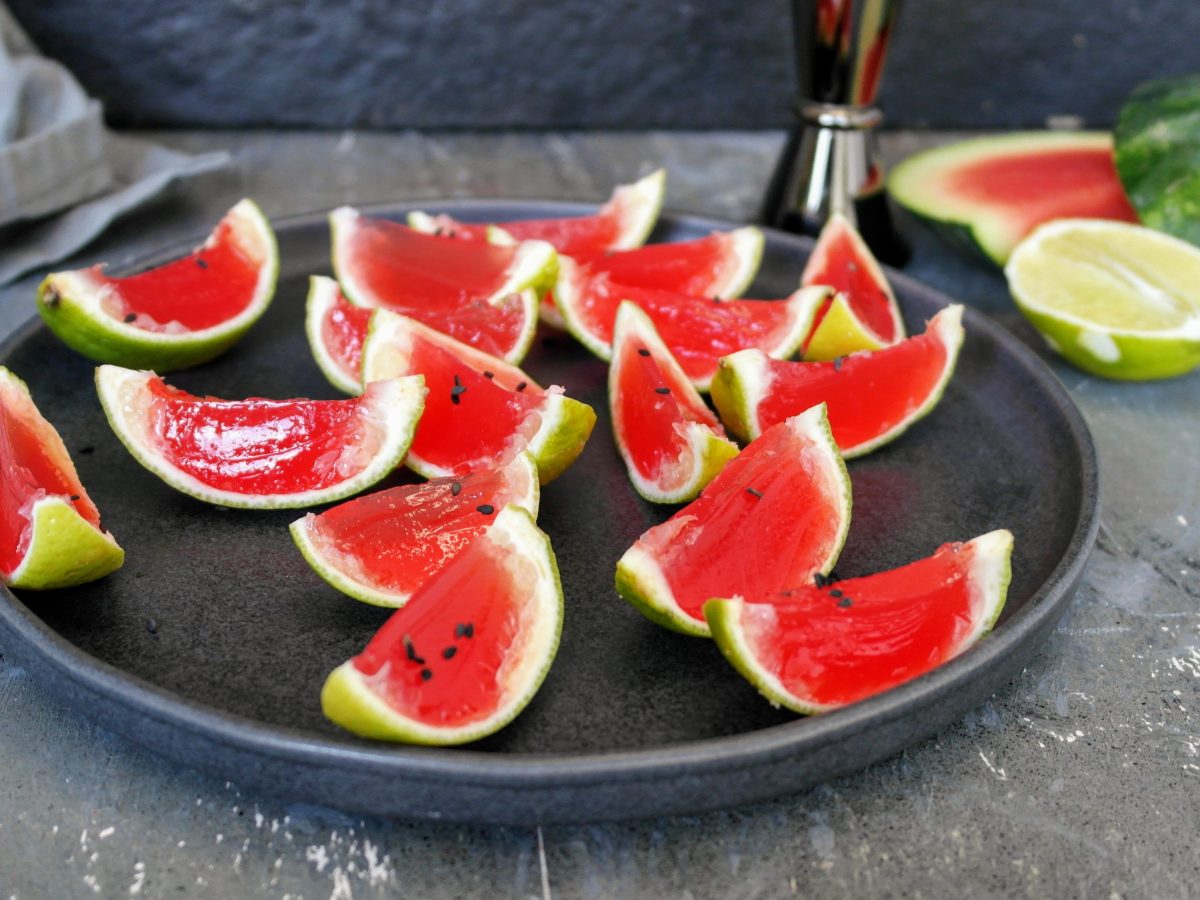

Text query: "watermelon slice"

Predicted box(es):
[407, 169, 667, 261]
[712, 305, 965, 456]
[291, 452, 539, 608]
[615, 405, 851, 637]
[95, 366, 426, 509]
[889, 131, 1139, 266]
[609, 302, 739, 503]
[362, 309, 595, 484]
[37, 199, 278, 372]
[0, 367, 124, 589]
[321, 504, 563, 744]
[330, 207, 554, 364]
[555, 257, 828, 391]
[704, 530, 1014, 713]
[800, 213, 906, 360]
[586, 227, 764, 300]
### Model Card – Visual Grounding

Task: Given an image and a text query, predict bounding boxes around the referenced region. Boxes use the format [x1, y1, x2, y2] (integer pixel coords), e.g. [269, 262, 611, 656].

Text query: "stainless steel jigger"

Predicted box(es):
[761, 0, 908, 265]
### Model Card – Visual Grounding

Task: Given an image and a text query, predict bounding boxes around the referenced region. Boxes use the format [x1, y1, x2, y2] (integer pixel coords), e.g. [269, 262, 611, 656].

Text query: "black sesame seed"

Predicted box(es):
[420, 668, 433, 680]
[453, 374, 462, 386]
[483, 371, 494, 379]
[655, 387, 671, 395]
[442, 646, 457, 660]
[69, 494, 80, 502]
[838, 597, 853, 608]
[450, 481, 462, 496]
[123, 313, 137, 323]
[476, 504, 495, 515]
[638, 348, 651, 357]
[146, 618, 157, 634]
[833, 356, 844, 372]
[830, 588, 843, 598]
[746, 487, 763, 498]
[447, 230, 457, 239]
[813, 572, 830, 588]
[463, 623, 475, 638]
[195, 257, 208, 269]
[403, 634, 425, 665]
[516, 382, 527, 392]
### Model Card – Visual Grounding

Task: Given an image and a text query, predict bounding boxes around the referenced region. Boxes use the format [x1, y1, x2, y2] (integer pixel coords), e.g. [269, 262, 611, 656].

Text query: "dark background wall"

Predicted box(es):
[9, 0, 1198, 130]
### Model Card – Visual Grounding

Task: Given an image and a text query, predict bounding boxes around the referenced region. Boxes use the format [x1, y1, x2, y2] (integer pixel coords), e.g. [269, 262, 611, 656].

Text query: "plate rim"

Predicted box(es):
[0, 202, 1100, 817]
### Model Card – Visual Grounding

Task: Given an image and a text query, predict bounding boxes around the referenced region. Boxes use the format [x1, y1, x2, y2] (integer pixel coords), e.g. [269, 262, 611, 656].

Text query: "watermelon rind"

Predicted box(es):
[1005, 219, 1200, 380]
[95, 366, 426, 510]
[703, 529, 1014, 715]
[523, 393, 598, 485]
[614, 403, 851, 638]
[0, 367, 124, 589]
[713, 305, 965, 455]
[888, 131, 1119, 266]
[7, 496, 125, 590]
[37, 199, 279, 372]
[289, 452, 541, 609]
[609, 302, 738, 503]
[305, 275, 365, 395]
[1114, 72, 1200, 249]
[320, 504, 564, 745]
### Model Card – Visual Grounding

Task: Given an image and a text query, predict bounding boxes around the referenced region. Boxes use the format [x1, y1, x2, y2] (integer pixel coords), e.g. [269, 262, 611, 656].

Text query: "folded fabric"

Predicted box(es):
[0, 3, 228, 284]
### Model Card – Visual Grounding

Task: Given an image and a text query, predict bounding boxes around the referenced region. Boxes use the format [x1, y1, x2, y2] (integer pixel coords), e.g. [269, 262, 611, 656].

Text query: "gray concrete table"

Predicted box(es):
[0, 131, 1195, 899]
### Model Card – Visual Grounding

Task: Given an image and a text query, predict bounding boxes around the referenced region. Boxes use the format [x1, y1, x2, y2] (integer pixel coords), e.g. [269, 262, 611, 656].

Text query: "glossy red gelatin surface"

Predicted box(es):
[737, 539, 986, 707]
[635, 418, 844, 624]
[352, 530, 530, 727]
[588, 233, 739, 296]
[94, 216, 262, 331]
[304, 460, 532, 596]
[145, 378, 378, 495]
[321, 294, 373, 385]
[0, 398, 97, 574]
[576, 275, 800, 382]
[613, 331, 723, 484]
[756, 317, 951, 450]
[404, 337, 544, 475]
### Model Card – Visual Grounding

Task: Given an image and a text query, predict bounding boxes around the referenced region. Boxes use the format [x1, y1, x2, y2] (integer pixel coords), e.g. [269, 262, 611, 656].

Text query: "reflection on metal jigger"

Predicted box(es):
[760, 0, 909, 266]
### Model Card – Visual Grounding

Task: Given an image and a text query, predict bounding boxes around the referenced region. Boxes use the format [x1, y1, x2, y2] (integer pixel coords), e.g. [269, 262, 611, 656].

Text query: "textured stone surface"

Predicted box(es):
[0, 130, 1197, 896]
[8, 0, 1200, 130]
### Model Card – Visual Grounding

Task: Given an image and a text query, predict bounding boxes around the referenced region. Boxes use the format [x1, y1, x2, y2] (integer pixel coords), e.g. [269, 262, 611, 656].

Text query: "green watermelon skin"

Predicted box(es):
[1115, 72, 1200, 248]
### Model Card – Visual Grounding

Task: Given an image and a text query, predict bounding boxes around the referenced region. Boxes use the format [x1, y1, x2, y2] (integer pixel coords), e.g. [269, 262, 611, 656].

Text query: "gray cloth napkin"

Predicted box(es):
[0, 4, 228, 284]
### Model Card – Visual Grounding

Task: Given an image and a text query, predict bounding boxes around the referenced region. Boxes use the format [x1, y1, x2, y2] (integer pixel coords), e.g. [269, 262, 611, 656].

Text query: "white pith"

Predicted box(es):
[716, 349, 773, 441]
[608, 169, 667, 250]
[95, 366, 426, 509]
[765, 284, 832, 359]
[609, 302, 736, 503]
[708, 227, 765, 299]
[322, 505, 563, 745]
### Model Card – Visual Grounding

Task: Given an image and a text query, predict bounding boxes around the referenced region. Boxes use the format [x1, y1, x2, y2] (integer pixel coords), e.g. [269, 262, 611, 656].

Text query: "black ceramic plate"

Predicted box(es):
[0, 203, 1098, 825]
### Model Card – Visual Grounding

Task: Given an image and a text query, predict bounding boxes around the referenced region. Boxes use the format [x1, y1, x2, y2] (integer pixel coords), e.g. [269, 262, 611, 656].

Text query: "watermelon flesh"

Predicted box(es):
[291, 453, 538, 607]
[801, 213, 904, 346]
[317, 290, 373, 391]
[0, 380, 100, 574]
[586, 228, 762, 299]
[705, 530, 1013, 712]
[616, 406, 851, 636]
[714, 305, 964, 455]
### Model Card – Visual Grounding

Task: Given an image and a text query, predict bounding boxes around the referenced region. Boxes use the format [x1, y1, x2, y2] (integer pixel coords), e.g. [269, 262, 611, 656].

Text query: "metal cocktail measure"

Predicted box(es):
[761, 0, 908, 265]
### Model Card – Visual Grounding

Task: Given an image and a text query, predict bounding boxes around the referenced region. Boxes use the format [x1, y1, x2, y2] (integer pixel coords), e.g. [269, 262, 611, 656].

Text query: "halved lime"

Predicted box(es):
[1006, 219, 1200, 380]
